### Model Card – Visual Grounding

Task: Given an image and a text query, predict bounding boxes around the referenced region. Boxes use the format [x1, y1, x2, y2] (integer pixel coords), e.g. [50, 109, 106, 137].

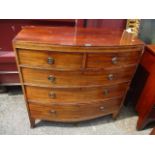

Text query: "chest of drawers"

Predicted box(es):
[13, 26, 144, 128]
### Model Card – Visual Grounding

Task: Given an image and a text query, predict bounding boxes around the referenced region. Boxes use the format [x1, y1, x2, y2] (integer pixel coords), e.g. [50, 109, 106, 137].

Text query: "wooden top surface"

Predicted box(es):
[14, 26, 144, 47]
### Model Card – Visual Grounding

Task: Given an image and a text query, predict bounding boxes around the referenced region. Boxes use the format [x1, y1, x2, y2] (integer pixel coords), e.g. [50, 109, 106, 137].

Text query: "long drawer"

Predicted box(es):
[25, 83, 129, 103]
[18, 49, 141, 70]
[29, 97, 122, 122]
[22, 66, 135, 87]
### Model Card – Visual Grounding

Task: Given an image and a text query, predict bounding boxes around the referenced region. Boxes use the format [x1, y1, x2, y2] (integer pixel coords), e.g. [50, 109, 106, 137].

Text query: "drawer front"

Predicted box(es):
[18, 49, 83, 70]
[29, 98, 122, 122]
[22, 66, 135, 87]
[25, 83, 129, 103]
[87, 51, 141, 68]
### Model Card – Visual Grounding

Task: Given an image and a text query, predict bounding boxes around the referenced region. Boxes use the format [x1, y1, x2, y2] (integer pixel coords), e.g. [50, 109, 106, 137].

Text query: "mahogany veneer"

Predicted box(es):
[13, 26, 144, 128]
[136, 45, 155, 130]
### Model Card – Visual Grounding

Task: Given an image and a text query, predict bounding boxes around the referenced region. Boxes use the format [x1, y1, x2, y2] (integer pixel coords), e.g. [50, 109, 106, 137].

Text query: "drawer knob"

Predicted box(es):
[47, 57, 54, 64]
[48, 75, 56, 82]
[103, 89, 109, 95]
[49, 110, 57, 114]
[49, 92, 56, 99]
[100, 106, 105, 111]
[108, 74, 114, 80]
[112, 57, 118, 64]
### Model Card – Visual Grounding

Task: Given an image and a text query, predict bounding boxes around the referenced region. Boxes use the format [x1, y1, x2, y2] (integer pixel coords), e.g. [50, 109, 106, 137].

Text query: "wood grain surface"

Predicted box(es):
[13, 26, 144, 127]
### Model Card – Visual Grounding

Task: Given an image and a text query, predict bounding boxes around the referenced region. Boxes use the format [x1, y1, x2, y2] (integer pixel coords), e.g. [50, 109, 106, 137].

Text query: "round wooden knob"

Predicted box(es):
[47, 57, 54, 64]
[49, 92, 56, 99]
[48, 75, 56, 82]
[103, 89, 109, 95]
[108, 74, 114, 80]
[112, 56, 118, 64]
[49, 110, 57, 114]
[100, 106, 105, 111]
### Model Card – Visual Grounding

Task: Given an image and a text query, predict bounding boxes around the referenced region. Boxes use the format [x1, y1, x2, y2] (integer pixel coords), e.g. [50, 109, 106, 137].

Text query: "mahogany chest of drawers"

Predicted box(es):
[13, 26, 144, 128]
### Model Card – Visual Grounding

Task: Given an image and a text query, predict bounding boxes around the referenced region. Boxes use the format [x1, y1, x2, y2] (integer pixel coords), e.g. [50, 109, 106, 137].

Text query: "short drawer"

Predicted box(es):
[22, 66, 135, 87]
[25, 83, 129, 103]
[18, 49, 83, 70]
[29, 97, 122, 122]
[87, 51, 142, 68]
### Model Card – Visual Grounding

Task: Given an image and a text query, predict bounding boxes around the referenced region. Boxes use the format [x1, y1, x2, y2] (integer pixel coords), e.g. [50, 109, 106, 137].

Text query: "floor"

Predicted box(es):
[0, 87, 153, 135]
